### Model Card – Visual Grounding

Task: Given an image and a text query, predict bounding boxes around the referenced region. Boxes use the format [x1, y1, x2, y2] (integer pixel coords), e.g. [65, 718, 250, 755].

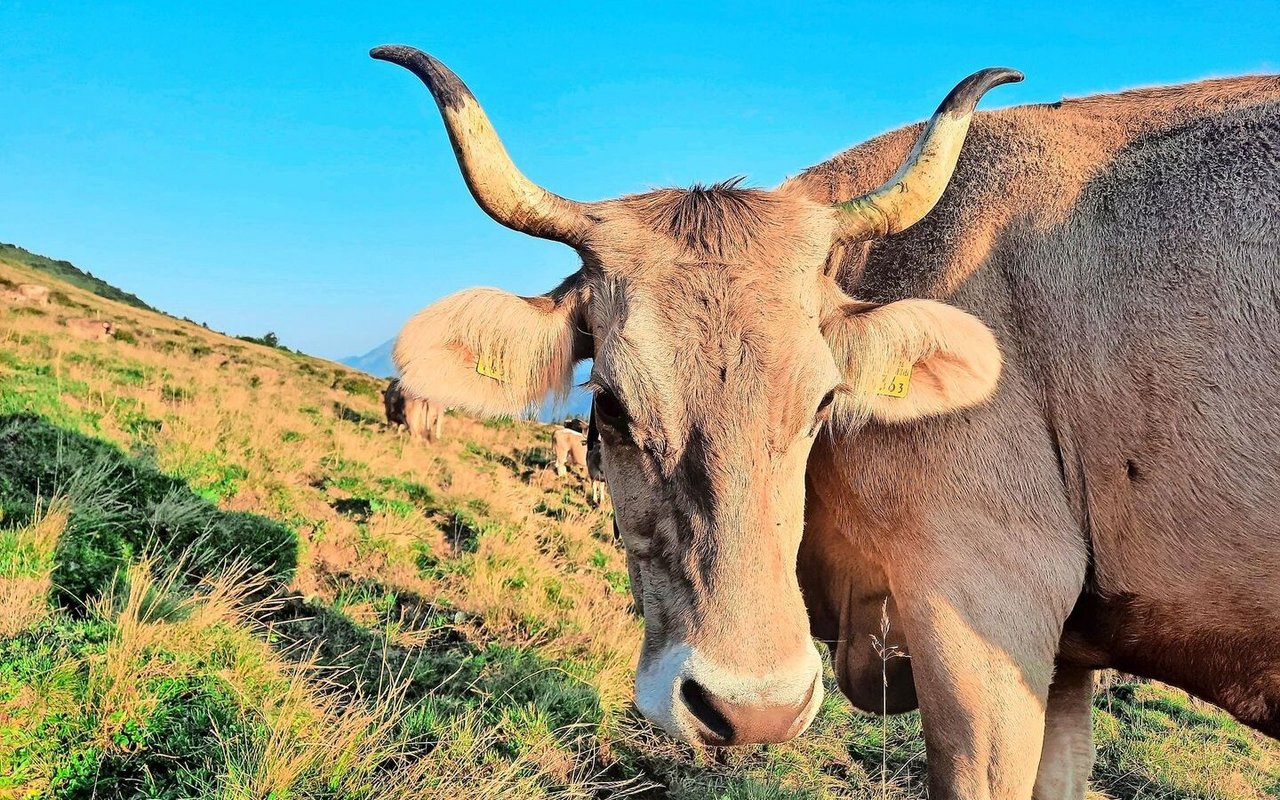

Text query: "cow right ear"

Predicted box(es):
[822, 298, 1002, 424]
[393, 283, 589, 416]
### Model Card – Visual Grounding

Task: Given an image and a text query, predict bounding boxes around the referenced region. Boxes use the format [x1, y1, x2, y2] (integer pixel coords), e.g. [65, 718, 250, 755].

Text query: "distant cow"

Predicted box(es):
[17, 284, 49, 304]
[383, 379, 407, 427]
[384, 378, 445, 442]
[585, 406, 605, 506]
[551, 427, 587, 476]
[64, 318, 115, 341]
[552, 424, 605, 505]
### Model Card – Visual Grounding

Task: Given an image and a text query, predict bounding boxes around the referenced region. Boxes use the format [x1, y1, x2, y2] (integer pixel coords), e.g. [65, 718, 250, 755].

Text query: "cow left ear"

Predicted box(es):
[393, 280, 590, 417]
[822, 299, 1002, 424]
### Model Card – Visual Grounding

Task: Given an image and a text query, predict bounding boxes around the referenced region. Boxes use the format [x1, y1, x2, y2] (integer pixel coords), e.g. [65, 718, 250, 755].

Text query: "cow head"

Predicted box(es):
[372, 46, 1014, 745]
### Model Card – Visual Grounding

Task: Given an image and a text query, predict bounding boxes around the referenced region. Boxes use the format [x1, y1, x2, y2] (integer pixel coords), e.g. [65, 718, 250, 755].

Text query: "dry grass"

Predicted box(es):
[0, 499, 68, 635]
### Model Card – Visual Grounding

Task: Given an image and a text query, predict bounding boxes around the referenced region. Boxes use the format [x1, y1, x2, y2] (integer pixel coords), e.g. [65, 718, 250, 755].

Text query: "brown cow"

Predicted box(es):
[551, 424, 604, 504]
[17, 284, 49, 304]
[64, 318, 115, 341]
[385, 378, 445, 442]
[373, 45, 1280, 799]
[551, 426, 588, 476]
[585, 405, 606, 506]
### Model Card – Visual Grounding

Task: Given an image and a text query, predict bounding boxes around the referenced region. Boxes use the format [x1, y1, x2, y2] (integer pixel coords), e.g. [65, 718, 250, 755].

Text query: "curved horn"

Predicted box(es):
[371, 45, 591, 246]
[834, 68, 1023, 241]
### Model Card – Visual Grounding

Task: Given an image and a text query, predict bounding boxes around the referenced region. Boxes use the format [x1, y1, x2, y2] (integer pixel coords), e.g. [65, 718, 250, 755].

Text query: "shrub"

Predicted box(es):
[334, 374, 379, 399]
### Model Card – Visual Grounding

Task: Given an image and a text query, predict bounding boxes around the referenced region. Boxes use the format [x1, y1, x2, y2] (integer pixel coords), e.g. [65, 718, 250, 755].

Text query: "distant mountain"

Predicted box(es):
[342, 337, 593, 422]
[341, 338, 396, 379]
[0, 242, 154, 311]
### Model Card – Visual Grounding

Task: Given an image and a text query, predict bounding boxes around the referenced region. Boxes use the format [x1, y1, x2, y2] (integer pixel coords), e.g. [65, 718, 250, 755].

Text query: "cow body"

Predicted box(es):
[64, 318, 115, 340]
[551, 411, 607, 504]
[552, 427, 588, 476]
[372, 46, 1280, 798]
[17, 284, 49, 304]
[793, 79, 1280, 791]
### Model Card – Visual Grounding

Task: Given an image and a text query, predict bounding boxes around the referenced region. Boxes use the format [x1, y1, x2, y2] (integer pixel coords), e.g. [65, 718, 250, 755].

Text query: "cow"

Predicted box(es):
[371, 44, 1280, 799]
[17, 284, 49, 304]
[551, 423, 605, 504]
[383, 378, 407, 427]
[64, 318, 115, 341]
[551, 426, 588, 477]
[384, 378, 445, 442]
[585, 404, 606, 506]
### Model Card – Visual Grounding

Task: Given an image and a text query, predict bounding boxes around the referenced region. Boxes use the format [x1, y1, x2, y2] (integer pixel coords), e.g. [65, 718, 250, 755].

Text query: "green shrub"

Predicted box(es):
[334, 374, 379, 399]
[111, 328, 138, 345]
[159, 384, 191, 403]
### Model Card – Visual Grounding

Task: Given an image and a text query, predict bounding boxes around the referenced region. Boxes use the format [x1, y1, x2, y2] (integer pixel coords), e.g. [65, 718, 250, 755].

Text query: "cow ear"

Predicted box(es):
[822, 299, 1002, 424]
[394, 282, 589, 417]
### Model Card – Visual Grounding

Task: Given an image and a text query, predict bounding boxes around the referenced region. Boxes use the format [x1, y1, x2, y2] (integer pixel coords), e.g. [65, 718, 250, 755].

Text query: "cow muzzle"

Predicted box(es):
[635, 643, 824, 746]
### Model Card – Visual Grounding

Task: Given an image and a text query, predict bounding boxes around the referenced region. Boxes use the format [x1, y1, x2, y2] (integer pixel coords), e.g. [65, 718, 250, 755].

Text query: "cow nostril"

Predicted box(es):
[679, 679, 734, 743]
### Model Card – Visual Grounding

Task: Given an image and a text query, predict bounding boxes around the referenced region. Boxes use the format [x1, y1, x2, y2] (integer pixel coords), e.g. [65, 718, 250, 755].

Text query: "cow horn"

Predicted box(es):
[371, 45, 592, 246]
[834, 68, 1023, 240]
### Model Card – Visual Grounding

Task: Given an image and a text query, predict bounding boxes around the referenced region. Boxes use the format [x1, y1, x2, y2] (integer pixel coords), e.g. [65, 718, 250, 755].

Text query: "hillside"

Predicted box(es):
[0, 243, 155, 312]
[1, 254, 1278, 800]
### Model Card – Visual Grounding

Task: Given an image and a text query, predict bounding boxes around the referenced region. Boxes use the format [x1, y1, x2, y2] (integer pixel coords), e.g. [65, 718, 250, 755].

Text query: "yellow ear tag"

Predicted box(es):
[875, 362, 913, 398]
[476, 353, 506, 383]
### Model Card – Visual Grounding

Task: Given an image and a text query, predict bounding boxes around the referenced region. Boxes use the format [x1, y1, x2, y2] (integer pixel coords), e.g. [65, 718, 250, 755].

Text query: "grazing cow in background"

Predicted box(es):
[384, 378, 445, 442]
[383, 378, 407, 427]
[64, 318, 114, 341]
[585, 405, 605, 506]
[374, 44, 1280, 799]
[551, 426, 588, 477]
[17, 284, 49, 304]
[551, 414, 606, 504]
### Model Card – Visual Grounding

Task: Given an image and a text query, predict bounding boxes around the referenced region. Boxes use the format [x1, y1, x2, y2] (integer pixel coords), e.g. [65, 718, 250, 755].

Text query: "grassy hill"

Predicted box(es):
[0, 243, 155, 312]
[1, 254, 1277, 800]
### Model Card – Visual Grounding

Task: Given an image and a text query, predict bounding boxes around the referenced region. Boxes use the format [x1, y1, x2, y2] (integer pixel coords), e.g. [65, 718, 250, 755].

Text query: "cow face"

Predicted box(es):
[374, 46, 1012, 745]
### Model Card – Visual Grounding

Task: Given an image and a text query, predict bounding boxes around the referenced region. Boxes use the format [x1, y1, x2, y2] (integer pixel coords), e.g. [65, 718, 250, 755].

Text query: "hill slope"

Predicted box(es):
[1, 254, 1277, 799]
[0, 242, 155, 311]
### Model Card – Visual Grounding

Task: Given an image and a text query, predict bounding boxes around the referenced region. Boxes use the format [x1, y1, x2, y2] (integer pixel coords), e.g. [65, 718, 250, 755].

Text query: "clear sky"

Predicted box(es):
[2, 1, 1276, 360]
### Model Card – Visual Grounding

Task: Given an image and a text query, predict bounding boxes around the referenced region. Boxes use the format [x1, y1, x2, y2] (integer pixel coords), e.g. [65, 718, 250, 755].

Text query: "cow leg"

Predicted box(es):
[895, 562, 1072, 799]
[1032, 666, 1094, 800]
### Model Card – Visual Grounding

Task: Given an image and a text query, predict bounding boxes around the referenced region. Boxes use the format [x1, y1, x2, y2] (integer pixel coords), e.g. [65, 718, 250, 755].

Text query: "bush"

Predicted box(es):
[334, 374, 379, 400]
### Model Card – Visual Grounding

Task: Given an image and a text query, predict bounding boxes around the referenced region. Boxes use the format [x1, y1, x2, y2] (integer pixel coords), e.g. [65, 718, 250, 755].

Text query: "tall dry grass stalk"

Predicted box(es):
[0, 499, 69, 635]
[871, 597, 909, 799]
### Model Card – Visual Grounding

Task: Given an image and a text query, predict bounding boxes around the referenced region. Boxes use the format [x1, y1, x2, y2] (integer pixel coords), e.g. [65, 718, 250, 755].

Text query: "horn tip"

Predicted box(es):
[937, 67, 1025, 116]
[370, 44, 421, 64]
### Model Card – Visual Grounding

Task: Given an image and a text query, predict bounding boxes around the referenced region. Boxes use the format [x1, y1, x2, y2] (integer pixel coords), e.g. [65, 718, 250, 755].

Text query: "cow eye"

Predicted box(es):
[808, 388, 838, 437]
[815, 388, 837, 420]
[594, 389, 627, 426]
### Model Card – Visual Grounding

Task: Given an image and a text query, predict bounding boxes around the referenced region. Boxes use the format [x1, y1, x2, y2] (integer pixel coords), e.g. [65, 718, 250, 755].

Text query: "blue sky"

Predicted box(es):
[1, 1, 1276, 360]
